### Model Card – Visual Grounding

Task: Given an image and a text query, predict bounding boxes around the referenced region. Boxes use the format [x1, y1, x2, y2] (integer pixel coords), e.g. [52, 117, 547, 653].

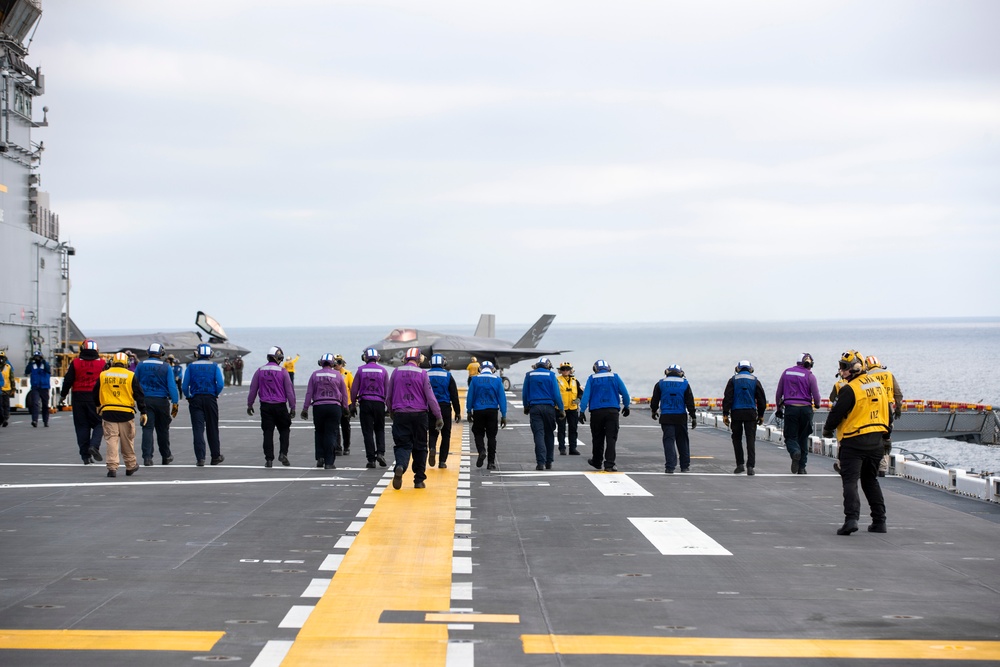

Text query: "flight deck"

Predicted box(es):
[1, 388, 999, 666]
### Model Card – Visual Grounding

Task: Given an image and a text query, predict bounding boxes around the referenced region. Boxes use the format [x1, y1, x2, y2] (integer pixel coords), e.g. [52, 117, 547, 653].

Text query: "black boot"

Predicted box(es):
[837, 519, 859, 535]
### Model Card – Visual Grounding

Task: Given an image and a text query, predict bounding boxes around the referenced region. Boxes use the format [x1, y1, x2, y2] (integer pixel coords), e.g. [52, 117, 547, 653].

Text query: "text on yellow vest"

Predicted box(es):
[837, 372, 890, 440]
[98, 368, 137, 414]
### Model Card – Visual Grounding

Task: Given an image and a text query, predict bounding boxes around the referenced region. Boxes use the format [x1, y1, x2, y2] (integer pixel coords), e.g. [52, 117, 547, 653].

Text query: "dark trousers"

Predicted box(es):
[359, 399, 386, 462]
[391, 410, 428, 484]
[660, 421, 690, 471]
[234, 369, 243, 385]
[588, 407, 620, 467]
[783, 404, 813, 471]
[313, 404, 342, 466]
[428, 403, 453, 463]
[339, 409, 352, 452]
[141, 396, 172, 460]
[471, 408, 499, 463]
[730, 418, 756, 467]
[71, 396, 104, 460]
[557, 409, 580, 451]
[189, 394, 221, 461]
[1, 392, 10, 423]
[840, 440, 886, 522]
[29, 387, 50, 424]
[260, 402, 291, 461]
[529, 404, 557, 465]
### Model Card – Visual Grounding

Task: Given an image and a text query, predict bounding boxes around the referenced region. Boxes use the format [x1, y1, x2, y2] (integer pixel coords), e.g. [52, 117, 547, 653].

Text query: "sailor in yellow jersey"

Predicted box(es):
[282, 354, 301, 384]
[555, 361, 583, 455]
[466, 356, 479, 385]
[334, 355, 354, 455]
[864, 355, 904, 477]
[92, 352, 148, 478]
[0, 350, 15, 427]
[823, 350, 890, 536]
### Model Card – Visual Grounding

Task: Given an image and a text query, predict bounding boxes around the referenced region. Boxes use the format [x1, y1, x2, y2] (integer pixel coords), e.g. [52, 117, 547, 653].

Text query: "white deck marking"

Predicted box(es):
[451, 581, 473, 600]
[629, 517, 732, 556]
[453, 557, 472, 574]
[455, 523, 471, 534]
[346, 521, 365, 533]
[318, 554, 344, 571]
[453, 538, 471, 552]
[585, 473, 653, 497]
[278, 604, 315, 628]
[249, 640, 293, 667]
[301, 578, 331, 597]
[356, 507, 372, 518]
[334, 536, 355, 549]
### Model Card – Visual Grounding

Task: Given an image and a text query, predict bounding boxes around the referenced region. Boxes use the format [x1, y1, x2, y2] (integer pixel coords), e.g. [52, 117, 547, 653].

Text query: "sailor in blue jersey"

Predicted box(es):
[650, 365, 696, 473]
[579, 359, 630, 472]
[351, 348, 389, 469]
[427, 354, 462, 469]
[521, 357, 565, 470]
[183, 343, 226, 466]
[722, 360, 767, 475]
[25, 350, 51, 427]
[467, 360, 507, 469]
[134, 343, 180, 466]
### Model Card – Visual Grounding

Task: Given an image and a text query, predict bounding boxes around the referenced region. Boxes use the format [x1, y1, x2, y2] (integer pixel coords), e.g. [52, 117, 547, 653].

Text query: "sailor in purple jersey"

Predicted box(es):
[386, 347, 442, 490]
[301, 354, 349, 470]
[775, 352, 822, 474]
[351, 348, 389, 469]
[248, 346, 296, 468]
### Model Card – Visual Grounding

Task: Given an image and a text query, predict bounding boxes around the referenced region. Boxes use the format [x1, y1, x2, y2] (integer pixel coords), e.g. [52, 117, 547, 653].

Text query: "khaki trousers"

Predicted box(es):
[103, 420, 137, 472]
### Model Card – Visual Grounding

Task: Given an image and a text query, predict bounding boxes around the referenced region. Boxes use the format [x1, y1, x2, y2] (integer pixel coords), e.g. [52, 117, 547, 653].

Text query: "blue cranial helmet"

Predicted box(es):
[197, 343, 213, 359]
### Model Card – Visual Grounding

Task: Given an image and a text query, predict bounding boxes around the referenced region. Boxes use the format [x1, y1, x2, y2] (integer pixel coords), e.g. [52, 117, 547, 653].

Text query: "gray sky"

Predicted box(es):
[32, 0, 1000, 330]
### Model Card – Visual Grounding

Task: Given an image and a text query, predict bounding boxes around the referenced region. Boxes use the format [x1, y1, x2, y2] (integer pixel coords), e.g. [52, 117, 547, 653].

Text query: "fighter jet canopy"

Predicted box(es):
[196, 311, 229, 343]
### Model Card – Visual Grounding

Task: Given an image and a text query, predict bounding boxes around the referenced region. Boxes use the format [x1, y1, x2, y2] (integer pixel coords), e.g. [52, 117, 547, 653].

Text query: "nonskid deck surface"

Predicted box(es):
[1, 388, 998, 666]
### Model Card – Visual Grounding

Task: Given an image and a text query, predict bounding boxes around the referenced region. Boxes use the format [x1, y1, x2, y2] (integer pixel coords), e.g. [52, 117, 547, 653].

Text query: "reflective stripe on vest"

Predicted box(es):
[98, 369, 136, 414]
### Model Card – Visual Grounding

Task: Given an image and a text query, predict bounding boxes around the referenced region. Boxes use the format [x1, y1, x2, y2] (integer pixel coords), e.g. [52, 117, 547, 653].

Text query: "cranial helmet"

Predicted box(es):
[864, 355, 882, 371]
[593, 359, 611, 373]
[404, 347, 422, 361]
[536, 356, 552, 370]
[665, 364, 684, 377]
[82, 339, 98, 352]
[197, 343, 213, 359]
[839, 350, 865, 378]
[148, 343, 164, 357]
[479, 360, 494, 373]
[558, 361, 573, 372]
[319, 353, 336, 367]
[112, 352, 129, 367]
[430, 353, 446, 367]
[798, 353, 814, 369]
[362, 347, 380, 362]
[267, 346, 284, 363]
[735, 360, 754, 374]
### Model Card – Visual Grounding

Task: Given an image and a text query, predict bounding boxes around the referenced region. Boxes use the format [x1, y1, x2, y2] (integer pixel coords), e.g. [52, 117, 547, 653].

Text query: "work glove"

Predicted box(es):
[301, 409, 309, 420]
[822, 429, 834, 439]
[500, 416, 507, 429]
[247, 406, 254, 416]
[757, 416, 764, 426]
[349, 404, 357, 418]
[435, 418, 444, 431]
[894, 406, 902, 419]
[523, 407, 530, 415]
[454, 412, 461, 423]
[170, 403, 179, 419]
[621, 407, 630, 418]
[883, 442, 892, 456]
[723, 415, 730, 427]
[579, 412, 586, 424]
[556, 409, 566, 420]
[690, 417, 697, 429]
[466, 411, 473, 422]
[289, 409, 295, 420]
[775, 407, 784, 419]
[58, 398, 66, 409]
[651, 411, 659, 420]
[140, 413, 148, 427]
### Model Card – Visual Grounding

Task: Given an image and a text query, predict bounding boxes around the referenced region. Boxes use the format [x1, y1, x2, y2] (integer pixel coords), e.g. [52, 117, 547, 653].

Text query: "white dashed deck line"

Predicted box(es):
[629, 517, 733, 556]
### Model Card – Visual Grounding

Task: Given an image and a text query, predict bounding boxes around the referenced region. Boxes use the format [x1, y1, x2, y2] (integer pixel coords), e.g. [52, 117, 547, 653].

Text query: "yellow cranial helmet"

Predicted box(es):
[112, 352, 129, 366]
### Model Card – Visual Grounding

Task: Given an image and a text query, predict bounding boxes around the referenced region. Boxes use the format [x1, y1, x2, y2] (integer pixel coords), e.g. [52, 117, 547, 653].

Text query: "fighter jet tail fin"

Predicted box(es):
[474, 314, 495, 338]
[513, 315, 556, 350]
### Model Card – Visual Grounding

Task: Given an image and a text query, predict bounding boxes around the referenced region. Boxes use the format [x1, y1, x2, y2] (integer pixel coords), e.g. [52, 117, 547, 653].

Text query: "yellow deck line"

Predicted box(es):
[281, 423, 465, 666]
[522, 635, 1000, 660]
[0, 629, 224, 651]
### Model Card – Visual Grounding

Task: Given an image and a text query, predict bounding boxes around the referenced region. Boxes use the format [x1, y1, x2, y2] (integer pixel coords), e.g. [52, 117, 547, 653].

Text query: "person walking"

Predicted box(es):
[25, 350, 52, 427]
[467, 360, 507, 469]
[775, 353, 822, 475]
[823, 350, 891, 535]
[282, 353, 300, 384]
[522, 357, 565, 471]
[334, 355, 354, 455]
[166, 355, 183, 397]
[650, 364, 696, 474]
[466, 356, 479, 385]
[248, 346, 296, 467]
[351, 348, 389, 469]
[579, 359, 630, 472]
[183, 343, 226, 466]
[93, 352, 146, 478]
[386, 347, 442, 490]
[57, 339, 106, 463]
[134, 343, 179, 466]
[555, 361, 583, 455]
[427, 354, 462, 468]
[864, 355, 903, 477]
[301, 353, 349, 470]
[723, 359, 768, 475]
[0, 350, 16, 427]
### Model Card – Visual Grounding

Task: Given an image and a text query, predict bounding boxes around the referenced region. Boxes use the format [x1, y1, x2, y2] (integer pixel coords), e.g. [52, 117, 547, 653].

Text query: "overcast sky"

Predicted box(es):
[31, 0, 1000, 331]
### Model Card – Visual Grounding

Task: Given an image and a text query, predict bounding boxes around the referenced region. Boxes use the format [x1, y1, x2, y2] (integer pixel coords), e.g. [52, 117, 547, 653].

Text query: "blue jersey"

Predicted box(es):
[183, 360, 225, 398]
[427, 368, 453, 404]
[135, 358, 180, 401]
[657, 376, 690, 415]
[467, 372, 507, 416]
[581, 371, 630, 411]
[522, 368, 564, 409]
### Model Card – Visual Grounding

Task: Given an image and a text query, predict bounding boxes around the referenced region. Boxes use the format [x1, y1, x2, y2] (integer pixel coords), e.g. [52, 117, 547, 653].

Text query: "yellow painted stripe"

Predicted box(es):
[0, 184, 7, 193]
[282, 423, 465, 666]
[425, 613, 519, 624]
[0, 630, 224, 651]
[521, 635, 1000, 660]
